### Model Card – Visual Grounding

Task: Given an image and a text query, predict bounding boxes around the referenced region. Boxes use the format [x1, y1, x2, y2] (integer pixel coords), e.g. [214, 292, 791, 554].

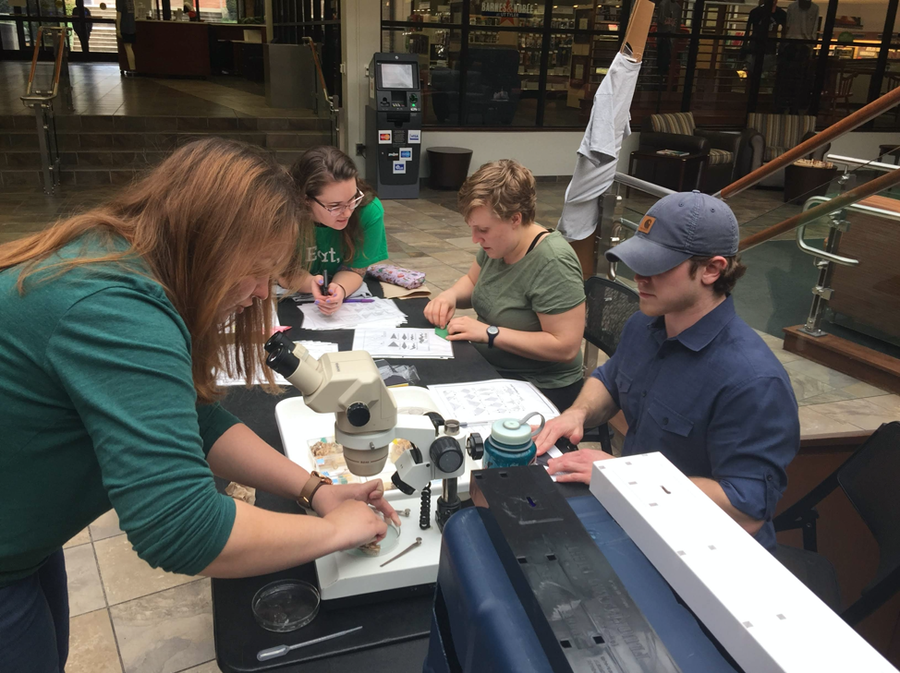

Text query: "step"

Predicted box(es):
[2, 129, 329, 152]
[0, 113, 333, 190]
[783, 325, 900, 395]
[0, 114, 330, 134]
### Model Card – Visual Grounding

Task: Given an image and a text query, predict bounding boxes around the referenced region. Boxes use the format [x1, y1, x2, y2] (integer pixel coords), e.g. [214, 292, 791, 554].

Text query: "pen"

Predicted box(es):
[343, 298, 375, 304]
[321, 269, 330, 295]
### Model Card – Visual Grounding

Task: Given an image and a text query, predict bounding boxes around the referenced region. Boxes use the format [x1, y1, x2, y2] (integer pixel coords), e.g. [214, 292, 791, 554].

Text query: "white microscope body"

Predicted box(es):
[264, 332, 483, 531]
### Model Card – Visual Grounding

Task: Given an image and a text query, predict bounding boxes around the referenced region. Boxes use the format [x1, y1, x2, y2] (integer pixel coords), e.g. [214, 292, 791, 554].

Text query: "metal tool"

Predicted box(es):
[368, 506, 409, 519]
[256, 625, 363, 662]
[380, 537, 423, 567]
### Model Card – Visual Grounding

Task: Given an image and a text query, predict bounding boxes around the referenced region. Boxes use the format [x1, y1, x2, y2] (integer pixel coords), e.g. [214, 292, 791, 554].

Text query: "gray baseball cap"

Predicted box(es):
[606, 191, 739, 277]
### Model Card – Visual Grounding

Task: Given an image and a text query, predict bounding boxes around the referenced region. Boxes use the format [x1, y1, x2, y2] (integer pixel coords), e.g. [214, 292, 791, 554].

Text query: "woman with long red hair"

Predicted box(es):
[0, 138, 396, 672]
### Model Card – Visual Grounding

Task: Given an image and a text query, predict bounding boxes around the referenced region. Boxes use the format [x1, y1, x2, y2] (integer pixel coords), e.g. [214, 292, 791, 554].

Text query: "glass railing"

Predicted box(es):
[607, 156, 900, 359]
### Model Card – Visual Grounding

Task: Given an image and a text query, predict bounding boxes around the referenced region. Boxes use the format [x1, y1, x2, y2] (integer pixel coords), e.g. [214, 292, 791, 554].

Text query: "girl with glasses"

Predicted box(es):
[286, 146, 389, 315]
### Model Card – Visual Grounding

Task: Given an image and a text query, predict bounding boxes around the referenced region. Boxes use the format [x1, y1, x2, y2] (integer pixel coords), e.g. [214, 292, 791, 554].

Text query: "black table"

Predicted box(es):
[212, 290, 520, 672]
[628, 150, 708, 193]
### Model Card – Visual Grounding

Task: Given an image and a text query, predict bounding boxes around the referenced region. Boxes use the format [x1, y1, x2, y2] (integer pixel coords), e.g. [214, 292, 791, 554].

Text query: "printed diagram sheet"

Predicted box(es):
[352, 328, 454, 359]
[299, 298, 407, 331]
[428, 379, 559, 433]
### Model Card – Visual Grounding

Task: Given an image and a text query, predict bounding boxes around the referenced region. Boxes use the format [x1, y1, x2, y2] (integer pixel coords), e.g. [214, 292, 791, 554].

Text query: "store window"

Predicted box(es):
[382, 26, 463, 126]
[381, 0, 900, 131]
[874, 3, 899, 131]
[813, 0, 888, 127]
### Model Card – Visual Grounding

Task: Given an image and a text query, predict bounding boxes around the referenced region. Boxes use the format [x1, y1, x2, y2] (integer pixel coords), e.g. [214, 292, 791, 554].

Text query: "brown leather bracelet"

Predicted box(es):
[297, 471, 332, 510]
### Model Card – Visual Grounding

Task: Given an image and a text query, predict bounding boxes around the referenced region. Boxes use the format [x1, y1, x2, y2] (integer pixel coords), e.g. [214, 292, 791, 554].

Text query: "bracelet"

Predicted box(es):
[334, 283, 348, 299]
[296, 471, 333, 510]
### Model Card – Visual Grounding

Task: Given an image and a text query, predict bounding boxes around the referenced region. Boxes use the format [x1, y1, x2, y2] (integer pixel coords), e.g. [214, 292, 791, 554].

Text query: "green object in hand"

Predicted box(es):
[435, 326, 449, 340]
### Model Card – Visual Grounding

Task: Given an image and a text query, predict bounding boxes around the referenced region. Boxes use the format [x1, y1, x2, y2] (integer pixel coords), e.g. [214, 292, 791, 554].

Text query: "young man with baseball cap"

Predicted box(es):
[535, 191, 799, 552]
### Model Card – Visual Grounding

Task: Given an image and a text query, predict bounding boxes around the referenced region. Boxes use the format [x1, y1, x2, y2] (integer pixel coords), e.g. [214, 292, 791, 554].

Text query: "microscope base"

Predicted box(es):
[314, 494, 444, 602]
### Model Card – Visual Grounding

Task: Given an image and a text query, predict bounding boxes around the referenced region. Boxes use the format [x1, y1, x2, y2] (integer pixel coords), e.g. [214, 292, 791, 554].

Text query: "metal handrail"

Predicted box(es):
[301, 37, 338, 116]
[617, 217, 640, 232]
[827, 155, 899, 173]
[804, 195, 900, 223]
[614, 171, 676, 199]
[20, 26, 70, 195]
[795, 226, 859, 267]
[22, 27, 67, 103]
[715, 84, 900, 200]
[739, 161, 900, 251]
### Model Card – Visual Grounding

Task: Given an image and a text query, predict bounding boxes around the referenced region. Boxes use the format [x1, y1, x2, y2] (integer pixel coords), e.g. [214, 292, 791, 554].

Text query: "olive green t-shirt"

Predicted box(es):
[471, 230, 585, 390]
[309, 198, 389, 276]
[0, 238, 238, 587]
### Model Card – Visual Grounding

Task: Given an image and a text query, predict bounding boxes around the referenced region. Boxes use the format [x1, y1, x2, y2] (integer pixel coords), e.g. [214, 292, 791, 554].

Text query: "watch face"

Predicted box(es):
[487, 326, 499, 336]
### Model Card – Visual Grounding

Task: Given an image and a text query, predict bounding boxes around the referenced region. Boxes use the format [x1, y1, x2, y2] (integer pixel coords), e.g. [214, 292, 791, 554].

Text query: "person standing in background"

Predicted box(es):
[776, 0, 819, 111]
[71, 0, 93, 54]
[743, 0, 786, 78]
[654, 0, 682, 87]
[116, 0, 136, 72]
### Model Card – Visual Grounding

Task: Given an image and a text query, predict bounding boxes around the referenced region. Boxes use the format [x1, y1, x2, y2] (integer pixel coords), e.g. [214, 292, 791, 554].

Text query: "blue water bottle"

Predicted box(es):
[482, 412, 546, 469]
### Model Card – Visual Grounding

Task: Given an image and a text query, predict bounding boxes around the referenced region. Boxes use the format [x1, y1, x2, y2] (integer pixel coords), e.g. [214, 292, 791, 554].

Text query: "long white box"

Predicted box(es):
[590, 452, 897, 673]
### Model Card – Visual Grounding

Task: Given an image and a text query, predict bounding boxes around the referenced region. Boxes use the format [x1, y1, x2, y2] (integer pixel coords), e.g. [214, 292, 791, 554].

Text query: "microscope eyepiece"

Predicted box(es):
[265, 344, 300, 378]
[265, 332, 294, 354]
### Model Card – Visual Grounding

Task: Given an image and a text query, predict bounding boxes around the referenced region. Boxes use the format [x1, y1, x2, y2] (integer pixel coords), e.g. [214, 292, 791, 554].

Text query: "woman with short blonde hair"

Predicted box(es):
[425, 159, 586, 411]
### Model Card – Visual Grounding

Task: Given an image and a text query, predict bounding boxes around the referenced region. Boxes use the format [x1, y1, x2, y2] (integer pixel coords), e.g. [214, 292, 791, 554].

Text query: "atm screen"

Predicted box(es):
[379, 62, 415, 89]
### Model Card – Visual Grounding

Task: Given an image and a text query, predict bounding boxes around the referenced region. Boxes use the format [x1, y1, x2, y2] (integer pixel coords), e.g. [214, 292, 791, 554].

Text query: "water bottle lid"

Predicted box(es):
[490, 412, 545, 447]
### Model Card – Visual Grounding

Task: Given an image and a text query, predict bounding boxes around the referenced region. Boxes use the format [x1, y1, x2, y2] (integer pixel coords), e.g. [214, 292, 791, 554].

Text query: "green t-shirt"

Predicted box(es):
[309, 198, 389, 276]
[0, 238, 238, 587]
[471, 230, 585, 390]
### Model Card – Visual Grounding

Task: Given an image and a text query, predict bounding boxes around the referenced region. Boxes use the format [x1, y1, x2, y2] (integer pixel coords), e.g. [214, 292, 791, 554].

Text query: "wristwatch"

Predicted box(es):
[297, 471, 333, 510]
[486, 325, 499, 348]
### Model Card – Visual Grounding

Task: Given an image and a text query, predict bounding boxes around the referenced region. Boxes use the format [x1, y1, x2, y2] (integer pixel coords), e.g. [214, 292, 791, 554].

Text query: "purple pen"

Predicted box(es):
[343, 298, 375, 303]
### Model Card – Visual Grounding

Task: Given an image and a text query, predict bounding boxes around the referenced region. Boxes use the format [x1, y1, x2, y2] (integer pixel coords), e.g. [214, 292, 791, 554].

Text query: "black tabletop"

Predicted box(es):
[212, 287, 512, 673]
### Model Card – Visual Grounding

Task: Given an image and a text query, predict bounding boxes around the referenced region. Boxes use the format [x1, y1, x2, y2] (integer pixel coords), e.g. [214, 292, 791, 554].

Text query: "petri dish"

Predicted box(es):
[344, 523, 401, 558]
[252, 579, 320, 633]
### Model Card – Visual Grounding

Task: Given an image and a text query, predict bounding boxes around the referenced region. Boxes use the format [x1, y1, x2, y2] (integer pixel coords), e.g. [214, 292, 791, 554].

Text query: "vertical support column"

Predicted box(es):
[800, 175, 851, 336]
[341, 0, 380, 167]
[33, 104, 57, 195]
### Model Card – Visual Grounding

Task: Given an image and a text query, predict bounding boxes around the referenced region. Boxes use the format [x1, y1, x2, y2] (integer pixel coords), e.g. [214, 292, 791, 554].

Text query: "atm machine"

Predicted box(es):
[366, 53, 422, 199]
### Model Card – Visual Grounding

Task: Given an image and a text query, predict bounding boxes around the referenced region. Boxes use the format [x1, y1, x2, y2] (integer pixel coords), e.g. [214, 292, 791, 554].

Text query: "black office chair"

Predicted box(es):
[773, 421, 900, 624]
[582, 276, 642, 454]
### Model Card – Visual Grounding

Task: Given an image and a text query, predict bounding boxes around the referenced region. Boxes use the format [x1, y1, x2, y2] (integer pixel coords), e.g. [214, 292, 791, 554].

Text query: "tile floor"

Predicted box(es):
[4, 177, 899, 673]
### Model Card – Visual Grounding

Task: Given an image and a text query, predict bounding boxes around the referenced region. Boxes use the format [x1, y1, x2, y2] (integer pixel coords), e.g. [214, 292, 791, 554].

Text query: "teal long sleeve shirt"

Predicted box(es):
[0, 240, 238, 586]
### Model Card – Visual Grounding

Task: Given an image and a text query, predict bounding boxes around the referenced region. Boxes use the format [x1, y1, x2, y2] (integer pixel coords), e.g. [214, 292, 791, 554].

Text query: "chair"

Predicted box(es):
[583, 276, 642, 453]
[745, 113, 830, 188]
[636, 111, 763, 192]
[820, 68, 857, 122]
[773, 421, 900, 625]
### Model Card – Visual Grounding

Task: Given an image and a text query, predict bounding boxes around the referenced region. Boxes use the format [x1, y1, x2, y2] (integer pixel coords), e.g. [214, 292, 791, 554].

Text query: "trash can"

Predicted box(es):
[783, 163, 838, 204]
[427, 147, 473, 190]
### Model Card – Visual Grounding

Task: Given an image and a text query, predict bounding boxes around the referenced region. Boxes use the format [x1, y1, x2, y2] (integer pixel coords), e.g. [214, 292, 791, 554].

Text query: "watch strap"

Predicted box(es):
[297, 471, 332, 510]
[487, 326, 499, 348]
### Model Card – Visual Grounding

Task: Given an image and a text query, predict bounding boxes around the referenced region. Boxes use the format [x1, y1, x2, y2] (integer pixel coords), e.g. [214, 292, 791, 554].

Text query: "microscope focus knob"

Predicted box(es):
[430, 436, 463, 474]
[346, 402, 371, 427]
[466, 433, 484, 461]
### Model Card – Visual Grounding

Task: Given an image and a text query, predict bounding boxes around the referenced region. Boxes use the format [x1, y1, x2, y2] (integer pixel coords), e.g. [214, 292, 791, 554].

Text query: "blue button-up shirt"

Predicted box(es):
[594, 296, 799, 551]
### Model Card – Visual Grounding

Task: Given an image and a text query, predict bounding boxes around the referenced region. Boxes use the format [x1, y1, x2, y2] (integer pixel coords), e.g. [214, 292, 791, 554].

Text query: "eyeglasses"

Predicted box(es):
[309, 189, 365, 215]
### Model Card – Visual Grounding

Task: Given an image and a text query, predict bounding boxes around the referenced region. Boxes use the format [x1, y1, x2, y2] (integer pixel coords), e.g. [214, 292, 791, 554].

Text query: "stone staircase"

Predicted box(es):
[0, 114, 332, 189]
